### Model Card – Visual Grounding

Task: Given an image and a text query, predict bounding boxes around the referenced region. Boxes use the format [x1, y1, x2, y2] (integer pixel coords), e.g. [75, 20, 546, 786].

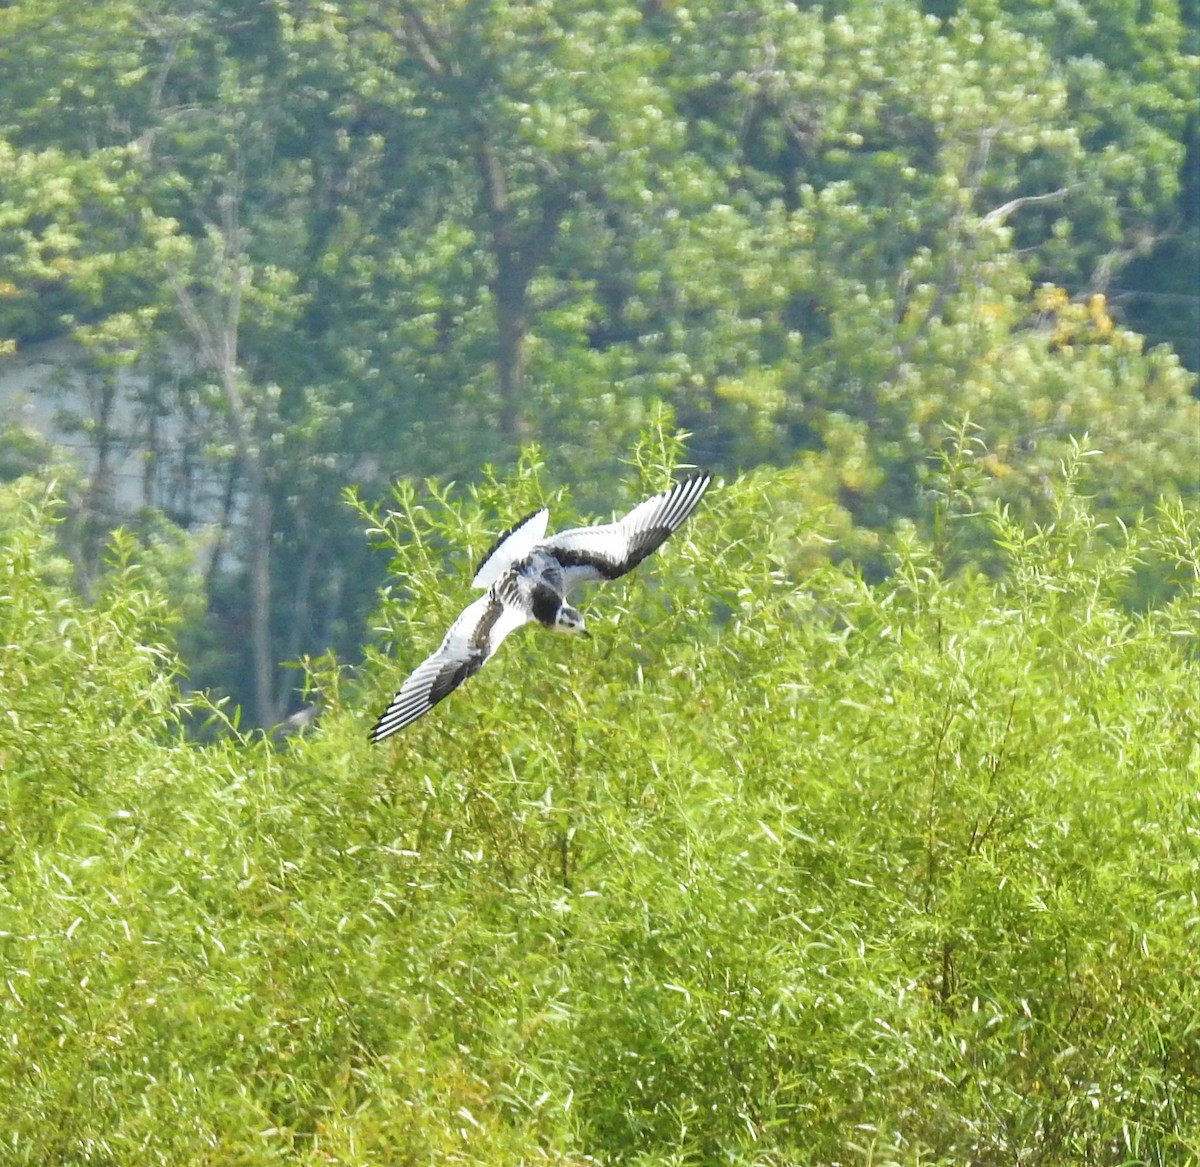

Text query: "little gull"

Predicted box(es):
[370, 474, 711, 740]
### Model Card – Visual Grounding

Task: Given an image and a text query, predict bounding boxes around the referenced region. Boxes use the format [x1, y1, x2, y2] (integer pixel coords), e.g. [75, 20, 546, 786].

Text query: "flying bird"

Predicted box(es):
[370, 474, 711, 741]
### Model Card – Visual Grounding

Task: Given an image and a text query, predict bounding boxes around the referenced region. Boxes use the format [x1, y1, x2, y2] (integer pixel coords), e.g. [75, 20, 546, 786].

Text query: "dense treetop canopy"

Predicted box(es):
[0, 0, 1196, 716]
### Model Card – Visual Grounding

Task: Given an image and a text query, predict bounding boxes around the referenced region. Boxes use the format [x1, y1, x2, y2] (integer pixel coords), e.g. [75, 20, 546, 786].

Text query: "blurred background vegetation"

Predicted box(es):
[0, 0, 1196, 725]
[1, 3, 1199, 1160]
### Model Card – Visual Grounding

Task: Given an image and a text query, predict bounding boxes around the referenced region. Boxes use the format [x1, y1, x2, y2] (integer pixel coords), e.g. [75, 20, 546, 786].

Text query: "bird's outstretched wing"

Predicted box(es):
[472, 508, 550, 588]
[542, 474, 711, 591]
[370, 574, 530, 741]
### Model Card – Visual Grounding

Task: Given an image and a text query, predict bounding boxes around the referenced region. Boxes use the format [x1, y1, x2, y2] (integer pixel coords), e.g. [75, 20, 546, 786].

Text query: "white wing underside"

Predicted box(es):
[440, 587, 531, 663]
[372, 474, 710, 739]
[472, 509, 550, 588]
[370, 585, 531, 740]
[543, 475, 711, 591]
[543, 523, 630, 591]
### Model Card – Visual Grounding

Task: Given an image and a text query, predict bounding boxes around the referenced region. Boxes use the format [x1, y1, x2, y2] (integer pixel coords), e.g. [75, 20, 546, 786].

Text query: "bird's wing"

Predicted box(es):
[472, 508, 550, 588]
[541, 473, 711, 591]
[370, 575, 531, 741]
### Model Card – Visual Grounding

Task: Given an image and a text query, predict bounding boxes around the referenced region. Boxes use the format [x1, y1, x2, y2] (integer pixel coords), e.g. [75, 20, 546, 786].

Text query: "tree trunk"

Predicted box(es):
[475, 139, 528, 443]
[476, 142, 570, 446]
[211, 368, 279, 729]
[391, 3, 569, 446]
[493, 248, 529, 443]
[168, 192, 281, 728]
[242, 450, 277, 728]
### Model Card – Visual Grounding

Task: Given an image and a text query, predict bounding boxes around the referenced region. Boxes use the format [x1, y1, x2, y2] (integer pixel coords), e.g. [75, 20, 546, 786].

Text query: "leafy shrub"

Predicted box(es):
[1, 442, 1196, 1164]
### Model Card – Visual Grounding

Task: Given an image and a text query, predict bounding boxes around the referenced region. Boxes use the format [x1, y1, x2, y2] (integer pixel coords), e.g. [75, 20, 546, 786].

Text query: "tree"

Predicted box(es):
[163, 192, 281, 727]
[1, 0, 1195, 724]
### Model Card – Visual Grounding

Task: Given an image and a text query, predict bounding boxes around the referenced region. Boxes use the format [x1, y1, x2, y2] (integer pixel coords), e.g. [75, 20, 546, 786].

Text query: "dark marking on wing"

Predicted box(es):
[551, 545, 627, 580]
[370, 588, 518, 740]
[547, 474, 711, 584]
[492, 571, 527, 613]
[551, 526, 674, 580]
[427, 649, 484, 706]
[426, 588, 509, 703]
[474, 509, 543, 580]
[621, 525, 677, 572]
[470, 589, 510, 652]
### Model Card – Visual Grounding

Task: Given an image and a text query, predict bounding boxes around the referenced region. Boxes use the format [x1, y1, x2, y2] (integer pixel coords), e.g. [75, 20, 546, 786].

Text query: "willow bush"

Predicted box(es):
[1, 439, 1197, 1164]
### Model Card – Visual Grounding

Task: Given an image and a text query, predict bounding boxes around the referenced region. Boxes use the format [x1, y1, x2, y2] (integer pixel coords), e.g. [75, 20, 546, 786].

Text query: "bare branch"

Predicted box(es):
[1089, 229, 1162, 293]
[164, 265, 221, 371]
[395, 1, 451, 80]
[982, 187, 1071, 229]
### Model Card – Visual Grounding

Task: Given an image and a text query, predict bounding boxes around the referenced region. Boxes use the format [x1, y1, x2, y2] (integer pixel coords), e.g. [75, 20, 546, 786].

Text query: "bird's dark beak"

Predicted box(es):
[581, 629, 592, 640]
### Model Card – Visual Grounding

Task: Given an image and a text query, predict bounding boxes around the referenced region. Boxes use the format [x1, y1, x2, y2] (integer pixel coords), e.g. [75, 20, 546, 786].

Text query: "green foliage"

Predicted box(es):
[2, 0, 1196, 719]
[2, 448, 1197, 1163]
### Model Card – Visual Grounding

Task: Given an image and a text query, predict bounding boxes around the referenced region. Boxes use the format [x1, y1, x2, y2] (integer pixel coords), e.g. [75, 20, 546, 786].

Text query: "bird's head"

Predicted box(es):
[554, 603, 589, 637]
